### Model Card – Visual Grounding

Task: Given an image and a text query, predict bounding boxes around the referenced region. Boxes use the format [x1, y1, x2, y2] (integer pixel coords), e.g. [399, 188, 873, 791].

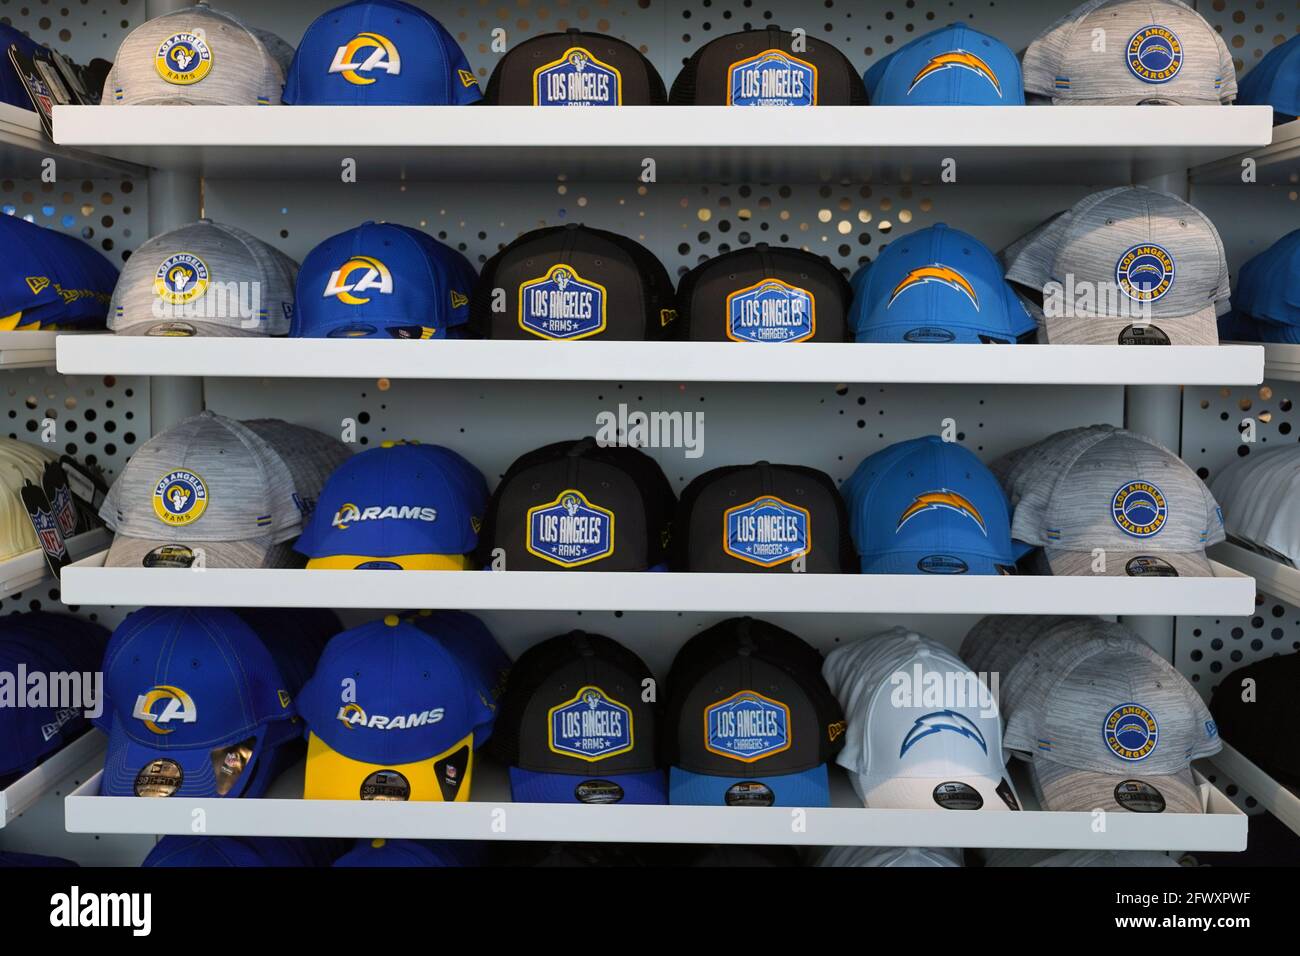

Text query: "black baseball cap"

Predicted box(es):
[672, 462, 854, 572]
[675, 244, 852, 342]
[489, 630, 665, 804]
[1211, 651, 1300, 787]
[483, 29, 667, 105]
[478, 438, 676, 571]
[664, 617, 845, 807]
[470, 223, 678, 340]
[669, 27, 867, 105]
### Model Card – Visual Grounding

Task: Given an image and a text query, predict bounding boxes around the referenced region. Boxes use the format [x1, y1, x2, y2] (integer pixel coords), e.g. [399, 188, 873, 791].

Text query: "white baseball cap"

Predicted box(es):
[1210, 445, 1300, 563]
[815, 845, 963, 867]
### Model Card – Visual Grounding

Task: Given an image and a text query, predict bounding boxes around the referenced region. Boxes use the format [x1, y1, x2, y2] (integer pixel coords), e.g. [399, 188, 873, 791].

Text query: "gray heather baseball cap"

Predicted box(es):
[959, 614, 1099, 678]
[1002, 187, 1230, 346]
[102, 411, 302, 568]
[982, 847, 1181, 867]
[109, 219, 297, 337]
[815, 846, 963, 867]
[1022, 0, 1237, 105]
[1003, 632, 1221, 814]
[104, 3, 287, 106]
[242, 418, 351, 523]
[994, 425, 1120, 538]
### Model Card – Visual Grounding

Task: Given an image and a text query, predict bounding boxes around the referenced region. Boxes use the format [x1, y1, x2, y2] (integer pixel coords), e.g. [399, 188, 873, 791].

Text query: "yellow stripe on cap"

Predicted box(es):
[303, 731, 476, 801]
[0, 312, 24, 331]
[305, 553, 470, 570]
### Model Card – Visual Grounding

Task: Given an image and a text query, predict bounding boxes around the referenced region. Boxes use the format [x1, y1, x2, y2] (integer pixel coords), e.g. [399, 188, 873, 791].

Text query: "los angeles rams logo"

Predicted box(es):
[1103, 703, 1159, 761]
[153, 253, 209, 305]
[152, 470, 208, 526]
[1112, 480, 1168, 537]
[338, 702, 366, 728]
[132, 685, 197, 735]
[1116, 244, 1175, 302]
[896, 489, 987, 536]
[155, 32, 213, 85]
[324, 256, 393, 305]
[889, 265, 979, 311]
[330, 32, 401, 85]
[1126, 26, 1182, 84]
[908, 50, 1002, 97]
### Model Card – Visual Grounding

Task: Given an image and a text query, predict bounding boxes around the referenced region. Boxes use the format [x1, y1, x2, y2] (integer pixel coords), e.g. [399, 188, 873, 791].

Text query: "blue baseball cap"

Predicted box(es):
[142, 835, 316, 867]
[849, 223, 1037, 343]
[99, 607, 299, 798]
[0, 639, 82, 783]
[282, 0, 481, 105]
[1231, 229, 1300, 342]
[845, 435, 1018, 575]
[298, 615, 495, 801]
[332, 837, 473, 866]
[292, 221, 477, 339]
[295, 441, 487, 569]
[864, 24, 1024, 105]
[1238, 34, 1300, 121]
[405, 609, 511, 710]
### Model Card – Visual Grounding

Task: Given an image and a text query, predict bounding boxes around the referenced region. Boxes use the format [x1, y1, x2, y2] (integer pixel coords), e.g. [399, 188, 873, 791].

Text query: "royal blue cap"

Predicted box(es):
[283, 0, 482, 105]
[99, 607, 299, 798]
[295, 442, 487, 569]
[332, 837, 470, 866]
[405, 610, 511, 706]
[142, 835, 315, 867]
[849, 223, 1037, 343]
[293, 221, 477, 338]
[1231, 229, 1300, 342]
[845, 436, 1018, 575]
[1238, 34, 1300, 121]
[864, 24, 1024, 106]
[0, 851, 78, 867]
[0, 640, 82, 781]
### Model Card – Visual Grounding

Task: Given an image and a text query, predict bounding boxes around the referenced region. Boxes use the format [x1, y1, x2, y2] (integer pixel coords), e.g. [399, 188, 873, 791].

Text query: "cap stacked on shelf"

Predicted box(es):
[1209, 444, 1300, 565]
[483, 29, 667, 105]
[1218, 229, 1300, 344]
[863, 24, 1023, 106]
[1211, 650, 1300, 787]
[0, 215, 117, 330]
[1237, 34, 1300, 121]
[670, 27, 867, 105]
[0, 437, 62, 561]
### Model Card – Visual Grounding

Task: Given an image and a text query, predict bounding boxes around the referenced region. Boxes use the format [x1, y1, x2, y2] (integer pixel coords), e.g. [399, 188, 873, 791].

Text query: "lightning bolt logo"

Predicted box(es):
[908, 50, 1002, 97]
[896, 489, 987, 536]
[900, 710, 988, 758]
[889, 265, 979, 311]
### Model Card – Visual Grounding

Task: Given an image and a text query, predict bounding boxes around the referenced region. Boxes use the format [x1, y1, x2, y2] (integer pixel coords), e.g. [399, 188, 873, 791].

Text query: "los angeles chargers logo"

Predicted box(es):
[534, 47, 622, 106]
[1126, 26, 1182, 84]
[1112, 480, 1167, 537]
[133, 685, 197, 735]
[154, 253, 209, 305]
[548, 686, 634, 760]
[889, 265, 979, 311]
[527, 489, 615, 567]
[727, 278, 815, 342]
[155, 32, 213, 85]
[908, 50, 1002, 97]
[518, 265, 607, 339]
[1104, 703, 1159, 760]
[152, 470, 208, 526]
[324, 256, 393, 305]
[723, 495, 810, 567]
[896, 489, 987, 536]
[704, 690, 791, 761]
[899, 710, 988, 758]
[1116, 244, 1175, 302]
[727, 50, 817, 106]
[330, 32, 401, 85]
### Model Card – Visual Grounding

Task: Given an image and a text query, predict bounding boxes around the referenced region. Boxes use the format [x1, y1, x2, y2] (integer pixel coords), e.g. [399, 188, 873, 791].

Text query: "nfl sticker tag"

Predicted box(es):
[727, 50, 817, 106]
[518, 265, 607, 339]
[704, 690, 791, 761]
[549, 686, 634, 760]
[42, 460, 80, 538]
[526, 489, 614, 566]
[21, 480, 68, 579]
[60, 455, 107, 510]
[726, 278, 815, 342]
[723, 495, 810, 567]
[534, 47, 621, 106]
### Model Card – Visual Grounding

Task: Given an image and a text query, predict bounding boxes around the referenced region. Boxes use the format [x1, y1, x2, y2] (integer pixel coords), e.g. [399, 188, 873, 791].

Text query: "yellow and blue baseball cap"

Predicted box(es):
[1239, 34, 1300, 122]
[282, 0, 481, 105]
[295, 441, 487, 569]
[405, 610, 511, 722]
[142, 835, 317, 867]
[0, 215, 118, 331]
[297, 615, 496, 801]
[864, 24, 1023, 105]
[292, 221, 477, 339]
[332, 837, 477, 866]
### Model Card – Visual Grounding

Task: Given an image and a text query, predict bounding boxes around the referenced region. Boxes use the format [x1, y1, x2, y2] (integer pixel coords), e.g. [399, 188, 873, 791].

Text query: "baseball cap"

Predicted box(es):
[664, 617, 845, 807]
[816, 846, 964, 867]
[849, 223, 1037, 343]
[1210, 445, 1300, 563]
[469, 224, 678, 340]
[1003, 632, 1221, 813]
[671, 461, 854, 572]
[863, 24, 1023, 105]
[490, 630, 665, 804]
[104, 3, 288, 105]
[990, 424, 1120, 537]
[241, 418, 352, 525]
[983, 848, 1181, 867]
[478, 438, 676, 571]
[283, 0, 481, 105]
[297, 615, 495, 801]
[669, 27, 867, 105]
[1230, 229, 1300, 342]
[0, 438, 61, 561]
[958, 614, 1099, 678]
[1239, 34, 1300, 121]
[843, 435, 1019, 575]
[1002, 187, 1230, 346]
[675, 245, 852, 343]
[1211, 651, 1300, 787]
[99, 607, 298, 798]
[101, 410, 302, 569]
[824, 628, 1021, 811]
[483, 29, 667, 105]
[293, 221, 477, 339]
[1022, 0, 1237, 105]
[0, 852, 78, 868]
[332, 837, 474, 866]
[108, 219, 296, 337]
[142, 835, 315, 867]
[0, 216, 117, 330]
[405, 610, 511, 716]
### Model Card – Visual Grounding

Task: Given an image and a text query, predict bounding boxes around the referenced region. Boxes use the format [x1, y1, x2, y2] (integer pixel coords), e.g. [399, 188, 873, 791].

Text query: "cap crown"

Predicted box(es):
[669, 27, 867, 105]
[484, 30, 667, 105]
[866, 23, 1023, 105]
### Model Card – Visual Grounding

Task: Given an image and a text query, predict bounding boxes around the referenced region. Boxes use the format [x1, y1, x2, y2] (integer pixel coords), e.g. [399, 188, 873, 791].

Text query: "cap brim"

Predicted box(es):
[105, 534, 278, 569]
[508, 767, 667, 805]
[1031, 755, 1205, 813]
[858, 550, 1012, 575]
[101, 715, 274, 798]
[852, 772, 1021, 811]
[1042, 305, 1219, 346]
[112, 321, 273, 338]
[1049, 95, 1227, 106]
[668, 765, 830, 807]
[303, 731, 476, 802]
[305, 553, 470, 570]
[1045, 547, 1214, 577]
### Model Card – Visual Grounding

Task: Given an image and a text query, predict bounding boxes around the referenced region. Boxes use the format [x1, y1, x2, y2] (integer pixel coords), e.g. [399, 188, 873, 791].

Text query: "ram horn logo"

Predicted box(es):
[554, 268, 572, 291]
[338, 703, 366, 728]
[897, 489, 987, 536]
[909, 50, 1002, 96]
[889, 265, 979, 311]
[568, 51, 588, 71]
[900, 710, 988, 757]
[562, 494, 581, 516]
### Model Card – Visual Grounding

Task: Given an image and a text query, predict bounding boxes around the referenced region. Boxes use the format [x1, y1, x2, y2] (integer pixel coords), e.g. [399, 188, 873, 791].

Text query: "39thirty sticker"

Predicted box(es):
[1125, 556, 1178, 577]
[932, 781, 983, 810]
[726, 278, 815, 342]
[534, 47, 621, 105]
[723, 495, 810, 567]
[518, 265, 607, 339]
[1114, 779, 1167, 812]
[152, 470, 208, 526]
[526, 489, 614, 566]
[360, 769, 410, 801]
[727, 50, 817, 105]
[548, 685, 634, 761]
[704, 690, 790, 762]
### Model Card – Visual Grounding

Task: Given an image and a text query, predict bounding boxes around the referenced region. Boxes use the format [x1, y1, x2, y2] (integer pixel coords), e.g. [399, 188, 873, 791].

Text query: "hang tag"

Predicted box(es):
[20, 480, 69, 579]
[60, 455, 107, 510]
[42, 460, 80, 538]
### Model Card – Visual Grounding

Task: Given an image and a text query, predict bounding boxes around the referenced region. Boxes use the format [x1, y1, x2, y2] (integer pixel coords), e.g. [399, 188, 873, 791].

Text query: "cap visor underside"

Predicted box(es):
[1045, 548, 1214, 577]
[853, 771, 1020, 811]
[106, 534, 275, 569]
[113, 320, 273, 338]
[668, 765, 830, 807]
[858, 550, 1011, 575]
[508, 766, 668, 804]
[302, 731, 475, 802]
[101, 715, 274, 798]
[1041, 306, 1219, 345]
[304, 553, 470, 570]
[1031, 755, 1205, 813]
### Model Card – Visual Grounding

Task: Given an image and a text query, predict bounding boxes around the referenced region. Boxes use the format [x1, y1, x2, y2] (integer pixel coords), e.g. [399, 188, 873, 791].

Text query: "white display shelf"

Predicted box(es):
[0, 103, 143, 179]
[62, 758, 1245, 850]
[1209, 541, 1300, 606]
[0, 528, 110, 600]
[55, 337, 1267, 386]
[60, 551, 1255, 616]
[52, 105, 1273, 184]
[1250, 343, 1300, 383]
[0, 331, 66, 370]
[1, 731, 105, 829]
[1190, 118, 1300, 186]
[1208, 742, 1300, 839]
